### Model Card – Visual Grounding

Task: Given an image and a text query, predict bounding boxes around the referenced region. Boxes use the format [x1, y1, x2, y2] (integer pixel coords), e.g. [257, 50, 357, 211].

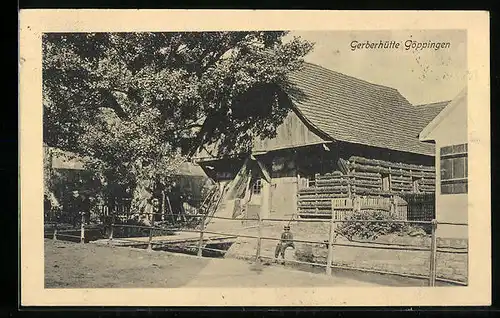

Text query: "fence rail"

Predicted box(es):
[47, 200, 468, 287]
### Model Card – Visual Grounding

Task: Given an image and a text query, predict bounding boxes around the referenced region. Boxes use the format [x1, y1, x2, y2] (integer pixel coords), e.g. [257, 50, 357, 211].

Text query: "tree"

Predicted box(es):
[43, 31, 314, 214]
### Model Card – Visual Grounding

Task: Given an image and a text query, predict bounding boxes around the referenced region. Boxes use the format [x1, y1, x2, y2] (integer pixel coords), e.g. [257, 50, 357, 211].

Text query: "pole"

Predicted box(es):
[326, 201, 336, 276]
[256, 178, 269, 262]
[161, 190, 166, 222]
[255, 212, 263, 263]
[53, 222, 58, 241]
[429, 219, 438, 286]
[80, 212, 85, 244]
[108, 214, 114, 246]
[147, 226, 153, 251]
[197, 212, 206, 257]
[126, 198, 130, 220]
[166, 196, 175, 224]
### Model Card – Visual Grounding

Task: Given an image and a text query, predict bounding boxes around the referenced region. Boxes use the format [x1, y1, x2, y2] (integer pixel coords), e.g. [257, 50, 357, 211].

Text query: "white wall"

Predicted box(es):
[429, 96, 468, 239]
[260, 181, 271, 219]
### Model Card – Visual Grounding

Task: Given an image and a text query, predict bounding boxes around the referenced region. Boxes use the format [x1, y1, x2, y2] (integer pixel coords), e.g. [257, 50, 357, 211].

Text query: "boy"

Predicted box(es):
[274, 225, 295, 260]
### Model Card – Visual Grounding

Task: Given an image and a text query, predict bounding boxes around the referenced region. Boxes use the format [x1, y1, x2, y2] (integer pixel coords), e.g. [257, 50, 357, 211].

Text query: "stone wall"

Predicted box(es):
[223, 220, 468, 284]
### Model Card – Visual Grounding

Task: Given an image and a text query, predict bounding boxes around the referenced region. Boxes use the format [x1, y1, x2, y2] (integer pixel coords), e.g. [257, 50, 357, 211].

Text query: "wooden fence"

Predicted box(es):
[402, 193, 436, 221]
[48, 199, 468, 287]
[298, 196, 408, 220]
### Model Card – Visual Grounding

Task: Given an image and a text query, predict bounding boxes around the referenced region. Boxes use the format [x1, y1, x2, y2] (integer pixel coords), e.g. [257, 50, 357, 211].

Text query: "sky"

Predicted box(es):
[285, 30, 467, 105]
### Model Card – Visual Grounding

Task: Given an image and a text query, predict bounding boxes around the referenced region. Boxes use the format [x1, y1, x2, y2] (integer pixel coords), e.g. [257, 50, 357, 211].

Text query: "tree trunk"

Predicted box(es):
[43, 146, 53, 195]
[131, 177, 154, 221]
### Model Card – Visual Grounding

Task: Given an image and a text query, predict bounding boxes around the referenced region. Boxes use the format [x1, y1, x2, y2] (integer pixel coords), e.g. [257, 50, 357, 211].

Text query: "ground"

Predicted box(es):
[45, 239, 383, 288]
[45, 218, 468, 287]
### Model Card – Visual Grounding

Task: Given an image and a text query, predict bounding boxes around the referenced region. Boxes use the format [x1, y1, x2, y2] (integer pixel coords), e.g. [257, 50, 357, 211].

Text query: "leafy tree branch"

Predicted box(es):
[43, 31, 314, 214]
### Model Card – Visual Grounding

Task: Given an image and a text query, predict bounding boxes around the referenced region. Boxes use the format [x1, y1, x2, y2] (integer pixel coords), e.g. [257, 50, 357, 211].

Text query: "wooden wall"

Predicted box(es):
[198, 157, 246, 182]
[336, 141, 435, 167]
[197, 137, 436, 219]
[251, 109, 326, 153]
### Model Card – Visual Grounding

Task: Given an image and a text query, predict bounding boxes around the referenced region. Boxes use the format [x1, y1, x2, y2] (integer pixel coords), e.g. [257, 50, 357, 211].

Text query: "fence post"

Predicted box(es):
[80, 212, 85, 244]
[255, 213, 263, 263]
[394, 199, 399, 218]
[147, 226, 153, 251]
[108, 217, 114, 246]
[353, 197, 360, 213]
[53, 222, 58, 241]
[161, 190, 166, 222]
[428, 219, 438, 286]
[326, 201, 336, 276]
[197, 213, 206, 257]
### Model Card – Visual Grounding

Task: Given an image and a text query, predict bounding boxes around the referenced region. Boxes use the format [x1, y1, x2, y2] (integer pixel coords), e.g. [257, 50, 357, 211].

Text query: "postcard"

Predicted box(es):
[19, 9, 490, 306]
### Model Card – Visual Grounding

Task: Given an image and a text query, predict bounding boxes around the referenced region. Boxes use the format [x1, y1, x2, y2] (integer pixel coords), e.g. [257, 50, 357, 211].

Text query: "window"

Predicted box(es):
[382, 176, 390, 191]
[440, 143, 468, 194]
[252, 179, 262, 195]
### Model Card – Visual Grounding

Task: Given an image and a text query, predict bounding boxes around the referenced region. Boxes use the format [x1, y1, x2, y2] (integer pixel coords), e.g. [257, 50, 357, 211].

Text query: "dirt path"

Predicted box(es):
[44, 239, 381, 288]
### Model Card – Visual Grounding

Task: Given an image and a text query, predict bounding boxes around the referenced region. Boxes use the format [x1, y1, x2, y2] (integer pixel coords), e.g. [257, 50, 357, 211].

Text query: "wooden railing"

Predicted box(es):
[298, 196, 408, 220]
[48, 201, 468, 287]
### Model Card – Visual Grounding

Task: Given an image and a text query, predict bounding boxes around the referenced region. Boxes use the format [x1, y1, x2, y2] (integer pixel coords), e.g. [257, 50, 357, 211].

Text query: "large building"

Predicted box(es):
[419, 87, 468, 239]
[194, 63, 449, 220]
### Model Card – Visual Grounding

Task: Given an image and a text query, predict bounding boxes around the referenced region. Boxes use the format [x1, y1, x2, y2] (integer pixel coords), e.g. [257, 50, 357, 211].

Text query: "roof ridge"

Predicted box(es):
[414, 100, 451, 107]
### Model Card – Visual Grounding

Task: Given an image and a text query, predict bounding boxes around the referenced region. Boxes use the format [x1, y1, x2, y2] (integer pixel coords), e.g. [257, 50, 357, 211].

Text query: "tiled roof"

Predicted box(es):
[413, 100, 451, 129]
[288, 63, 449, 156]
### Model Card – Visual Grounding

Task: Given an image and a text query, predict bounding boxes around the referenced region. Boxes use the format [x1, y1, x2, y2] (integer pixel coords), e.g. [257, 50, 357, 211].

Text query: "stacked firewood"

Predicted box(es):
[347, 156, 435, 193]
[297, 156, 436, 217]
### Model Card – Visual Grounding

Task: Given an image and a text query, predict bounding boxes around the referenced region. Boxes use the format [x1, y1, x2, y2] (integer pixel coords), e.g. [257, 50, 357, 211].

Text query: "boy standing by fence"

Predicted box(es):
[275, 225, 295, 261]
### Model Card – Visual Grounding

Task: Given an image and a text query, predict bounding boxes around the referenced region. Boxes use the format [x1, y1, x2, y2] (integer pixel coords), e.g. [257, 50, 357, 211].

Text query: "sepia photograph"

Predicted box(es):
[20, 10, 490, 306]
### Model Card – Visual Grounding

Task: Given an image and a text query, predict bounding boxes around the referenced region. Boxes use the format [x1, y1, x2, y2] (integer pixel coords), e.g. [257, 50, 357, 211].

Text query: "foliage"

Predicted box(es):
[170, 175, 216, 207]
[404, 224, 431, 236]
[336, 210, 408, 241]
[42, 32, 314, 213]
[294, 244, 315, 264]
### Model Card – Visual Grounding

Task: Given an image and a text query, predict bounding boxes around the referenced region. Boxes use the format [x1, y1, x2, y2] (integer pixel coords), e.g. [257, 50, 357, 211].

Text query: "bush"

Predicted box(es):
[403, 225, 429, 237]
[294, 244, 315, 264]
[336, 210, 407, 241]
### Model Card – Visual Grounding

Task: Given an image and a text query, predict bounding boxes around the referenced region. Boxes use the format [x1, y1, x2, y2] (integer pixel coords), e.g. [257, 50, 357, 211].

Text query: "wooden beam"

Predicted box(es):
[256, 159, 271, 184]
